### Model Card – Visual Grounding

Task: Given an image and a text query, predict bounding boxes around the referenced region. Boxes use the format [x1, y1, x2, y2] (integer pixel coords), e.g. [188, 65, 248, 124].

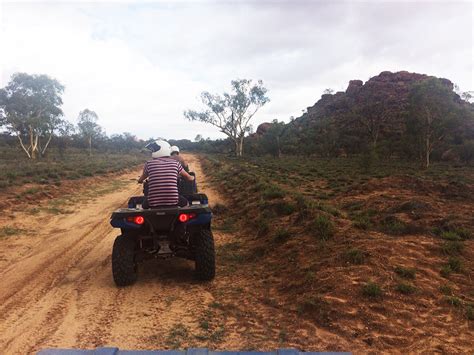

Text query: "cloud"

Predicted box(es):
[1, 1, 472, 140]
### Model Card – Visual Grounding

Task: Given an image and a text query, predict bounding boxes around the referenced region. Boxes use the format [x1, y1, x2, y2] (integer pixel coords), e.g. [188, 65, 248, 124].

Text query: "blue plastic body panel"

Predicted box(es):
[110, 218, 141, 229]
[187, 212, 212, 226]
[38, 348, 350, 355]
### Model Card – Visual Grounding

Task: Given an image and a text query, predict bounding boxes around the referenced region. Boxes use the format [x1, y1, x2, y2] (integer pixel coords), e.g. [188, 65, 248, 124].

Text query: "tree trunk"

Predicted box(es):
[89, 135, 92, 156]
[276, 136, 282, 158]
[425, 135, 430, 168]
[239, 136, 244, 157]
[16, 135, 31, 159]
[29, 126, 36, 160]
[41, 133, 53, 157]
[234, 138, 244, 157]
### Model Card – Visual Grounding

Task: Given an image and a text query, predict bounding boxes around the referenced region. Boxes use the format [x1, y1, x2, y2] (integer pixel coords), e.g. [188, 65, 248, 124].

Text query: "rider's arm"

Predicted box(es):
[137, 165, 148, 183]
[179, 156, 189, 170]
[179, 169, 195, 182]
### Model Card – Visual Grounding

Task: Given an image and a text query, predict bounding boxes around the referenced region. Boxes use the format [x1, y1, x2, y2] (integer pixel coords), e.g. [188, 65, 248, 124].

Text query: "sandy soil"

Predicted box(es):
[0, 155, 348, 354]
[2, 155, 471, 354]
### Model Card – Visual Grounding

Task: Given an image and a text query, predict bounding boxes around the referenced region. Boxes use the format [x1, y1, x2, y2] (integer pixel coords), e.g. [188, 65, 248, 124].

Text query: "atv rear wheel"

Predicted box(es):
[112, 235, 137, 286]
[194, 229, 215, 281]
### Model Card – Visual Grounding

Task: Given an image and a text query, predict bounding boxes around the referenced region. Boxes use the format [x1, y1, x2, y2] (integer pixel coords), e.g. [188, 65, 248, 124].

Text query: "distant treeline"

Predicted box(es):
[168, 73, 474, 167]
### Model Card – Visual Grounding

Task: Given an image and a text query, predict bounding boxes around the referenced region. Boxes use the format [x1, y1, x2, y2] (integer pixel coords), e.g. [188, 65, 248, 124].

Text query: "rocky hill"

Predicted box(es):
[254, 71, 474, 161]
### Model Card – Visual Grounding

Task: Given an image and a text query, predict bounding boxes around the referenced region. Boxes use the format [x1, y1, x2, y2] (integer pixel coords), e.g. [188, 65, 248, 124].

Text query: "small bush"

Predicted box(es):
[395, 200, 430, 213]
[394, 266, 416, 279]
[435, 222, 473, 241]
[0, 226, 24, 238]
[466, 305, 474, 320]
[444, 296, 462, 308]
[316, 202, 341, 217]
[274, 228, 291, 243]
[439, 284, 453, 295]
[440, 265, 452, 278]
[362, 282, 383, 299]
[342, 248, 366, 265]
[454, 227, 472, 240]
[440, 231, 462, 241]
[396, 282, 416, 294]
[262, 185, 285, 199]
[256, 219, 270, 236]
[441, 241, 464, 255]
[380, 216, 410, 235]
[274, 201, 296, 216]
[353, 213, 371, 230]
[447, 257, 462, 272]
[310, 215, 334, 240]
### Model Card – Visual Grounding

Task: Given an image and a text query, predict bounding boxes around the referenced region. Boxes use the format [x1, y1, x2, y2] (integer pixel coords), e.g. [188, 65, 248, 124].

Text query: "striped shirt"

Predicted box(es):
[144, 157, 183, 207]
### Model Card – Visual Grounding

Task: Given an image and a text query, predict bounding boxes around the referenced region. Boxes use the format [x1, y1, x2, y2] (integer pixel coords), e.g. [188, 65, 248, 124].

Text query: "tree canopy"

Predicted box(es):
[77, 109, 103, 155]
[0, 73, 65, 158]
[184, 79, 269, 156]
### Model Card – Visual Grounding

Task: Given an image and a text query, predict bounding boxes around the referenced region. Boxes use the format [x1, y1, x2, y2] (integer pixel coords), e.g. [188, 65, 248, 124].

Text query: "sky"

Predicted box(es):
[0, 0, 473, 140]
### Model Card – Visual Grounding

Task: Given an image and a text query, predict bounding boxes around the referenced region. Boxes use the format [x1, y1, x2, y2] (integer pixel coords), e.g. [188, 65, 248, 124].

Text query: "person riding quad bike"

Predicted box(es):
[170, 145, 189, 171]
[110, 140, 215, 285]
[139, 140, 194, 208]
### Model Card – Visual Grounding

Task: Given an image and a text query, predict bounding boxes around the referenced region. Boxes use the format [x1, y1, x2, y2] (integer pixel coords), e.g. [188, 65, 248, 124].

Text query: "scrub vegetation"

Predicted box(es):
[204, 153, 474, 348]
[0, 147, 145, 191]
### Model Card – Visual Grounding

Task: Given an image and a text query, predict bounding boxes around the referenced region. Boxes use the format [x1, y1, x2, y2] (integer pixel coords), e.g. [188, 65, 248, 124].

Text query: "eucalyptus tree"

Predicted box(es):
[0, 73, 64, 159]
[184, 79, 269, 156]
[77, 109, 103, 156]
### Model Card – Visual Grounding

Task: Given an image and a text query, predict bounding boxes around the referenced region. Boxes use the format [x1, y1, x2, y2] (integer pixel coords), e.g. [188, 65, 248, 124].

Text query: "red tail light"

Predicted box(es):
[126, 216, 145, 225]
[178, 213, 197, 223]
[134, 216, 145, 225]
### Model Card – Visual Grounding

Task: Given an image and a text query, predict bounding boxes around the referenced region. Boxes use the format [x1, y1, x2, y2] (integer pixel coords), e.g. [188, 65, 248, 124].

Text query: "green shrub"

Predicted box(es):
[342, 248, 366, 265]
[466, 305, 474, 320]
[394, 266, 416, 279]
[447, 257, 462, 272]
[256, 219, 270, 236]
[310, 215, 334, 240]
[380, 216, 410, 235]
[262, 185, 285, 199]
[272, 201, 296, 216]
[313, 202, 341, 217]
[439, 284, 453, 295]
[0, 226, 24, 238]
[440, 265, 452, 278]
[440, 231, 462, 241]
[274, 228, 291, 243]
[441, 241, 464, 255]
[444, 296, 462, 307]
[396, 282, 416, 294]
[362, 282, 383, 299]
[353, 213, 372, 230]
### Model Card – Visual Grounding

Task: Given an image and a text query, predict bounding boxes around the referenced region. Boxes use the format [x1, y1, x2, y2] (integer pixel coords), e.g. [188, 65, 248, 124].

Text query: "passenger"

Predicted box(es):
[170, 145, 189, 171]
[138, 139, 194, 208]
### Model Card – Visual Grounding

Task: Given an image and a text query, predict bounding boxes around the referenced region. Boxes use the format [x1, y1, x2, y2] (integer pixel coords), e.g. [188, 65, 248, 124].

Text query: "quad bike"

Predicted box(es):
[109, 173, 215, 286]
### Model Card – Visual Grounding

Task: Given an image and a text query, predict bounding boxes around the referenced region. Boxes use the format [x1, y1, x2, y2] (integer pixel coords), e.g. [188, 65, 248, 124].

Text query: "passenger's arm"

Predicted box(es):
[179, 169, 195, 182]
[137, 166, 148, 183]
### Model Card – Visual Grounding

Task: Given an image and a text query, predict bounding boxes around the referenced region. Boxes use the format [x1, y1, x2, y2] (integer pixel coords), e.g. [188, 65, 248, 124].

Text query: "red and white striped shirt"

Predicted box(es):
[144, 157, 183, 207]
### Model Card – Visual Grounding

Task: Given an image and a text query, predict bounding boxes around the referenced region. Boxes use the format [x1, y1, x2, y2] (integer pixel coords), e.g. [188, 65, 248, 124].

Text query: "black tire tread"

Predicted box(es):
[112, 235, 137, 286]
[194, 229, 216, 281]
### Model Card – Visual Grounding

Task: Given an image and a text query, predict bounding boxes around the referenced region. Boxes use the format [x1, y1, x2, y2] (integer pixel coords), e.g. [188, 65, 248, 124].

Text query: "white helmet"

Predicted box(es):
[170, 145, 180, 154]
[145, 139, 171, 158]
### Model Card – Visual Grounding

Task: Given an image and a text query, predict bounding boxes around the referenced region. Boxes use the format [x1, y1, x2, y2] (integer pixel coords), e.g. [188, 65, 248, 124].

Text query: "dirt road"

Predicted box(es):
[0, 155, 347, 354]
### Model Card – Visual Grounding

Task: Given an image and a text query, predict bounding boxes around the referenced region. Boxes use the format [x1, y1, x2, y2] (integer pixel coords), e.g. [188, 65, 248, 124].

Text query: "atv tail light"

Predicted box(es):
[126, 216, 145, 225]
[178, 213, 197, 223]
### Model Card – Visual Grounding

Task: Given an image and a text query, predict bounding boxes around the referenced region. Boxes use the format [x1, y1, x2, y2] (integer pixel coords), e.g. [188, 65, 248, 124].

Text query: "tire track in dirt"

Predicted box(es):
[0, 171, 142, 354]
[1, 154, 350, 354]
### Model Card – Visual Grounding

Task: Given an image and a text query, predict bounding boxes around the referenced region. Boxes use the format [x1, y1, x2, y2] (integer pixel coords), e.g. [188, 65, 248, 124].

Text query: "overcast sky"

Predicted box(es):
[0, 0, 473, 140]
